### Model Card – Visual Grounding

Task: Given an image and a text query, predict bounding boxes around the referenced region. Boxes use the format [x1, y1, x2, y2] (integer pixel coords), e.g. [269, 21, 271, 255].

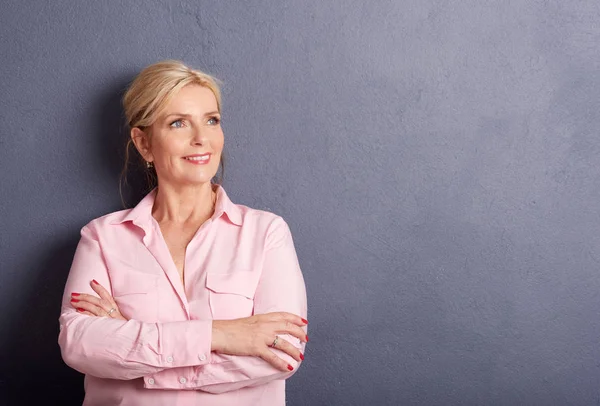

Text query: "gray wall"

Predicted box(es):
[1, 1, 600, 405]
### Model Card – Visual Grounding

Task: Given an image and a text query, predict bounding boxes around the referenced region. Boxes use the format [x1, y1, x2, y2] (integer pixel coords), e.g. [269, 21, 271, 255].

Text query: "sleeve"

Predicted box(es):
[146, 217, 308, 393]
[58, 224, 213, 380]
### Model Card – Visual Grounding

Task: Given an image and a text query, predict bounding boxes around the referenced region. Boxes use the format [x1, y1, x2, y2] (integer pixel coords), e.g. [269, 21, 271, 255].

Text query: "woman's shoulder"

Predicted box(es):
[234, 204, 294, 241]
[235, 203, 287, 226]
[219, 186, 285, 228]
[79, 208, 135, 233]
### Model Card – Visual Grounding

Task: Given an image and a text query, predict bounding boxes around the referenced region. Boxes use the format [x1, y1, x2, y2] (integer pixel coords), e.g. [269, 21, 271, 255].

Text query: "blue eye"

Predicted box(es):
[170, 119, 185, 128]
[207, 116, 221, 126]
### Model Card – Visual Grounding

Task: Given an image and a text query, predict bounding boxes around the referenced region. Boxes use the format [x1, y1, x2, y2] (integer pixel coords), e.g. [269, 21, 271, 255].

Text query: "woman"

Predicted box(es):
[58, 60, 308, 406]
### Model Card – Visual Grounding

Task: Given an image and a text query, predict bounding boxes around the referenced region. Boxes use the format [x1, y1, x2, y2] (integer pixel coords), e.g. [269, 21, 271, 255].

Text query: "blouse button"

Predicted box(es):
[198, 354, 207, 361]
[148, 378, 155, 385]
[166, 356, 174, 363]
[179, 377, 187, 384]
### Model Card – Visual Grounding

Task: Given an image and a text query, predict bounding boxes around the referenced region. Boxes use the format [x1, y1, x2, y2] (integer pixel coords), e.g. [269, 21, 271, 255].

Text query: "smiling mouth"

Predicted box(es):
[184, 155, 210, 162]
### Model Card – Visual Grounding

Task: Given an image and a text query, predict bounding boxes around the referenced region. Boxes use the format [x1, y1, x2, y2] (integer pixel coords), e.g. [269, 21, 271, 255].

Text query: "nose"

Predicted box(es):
[191, 126, 206, 146]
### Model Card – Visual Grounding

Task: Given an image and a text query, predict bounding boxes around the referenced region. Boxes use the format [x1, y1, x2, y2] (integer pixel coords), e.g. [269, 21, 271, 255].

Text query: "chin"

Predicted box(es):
[166, 168, 218, 186]
[182, 175, 216, 186]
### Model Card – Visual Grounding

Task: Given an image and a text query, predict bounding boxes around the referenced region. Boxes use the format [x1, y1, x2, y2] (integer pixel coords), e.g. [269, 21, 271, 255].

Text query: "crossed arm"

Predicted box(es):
[58, 219, 308, 392]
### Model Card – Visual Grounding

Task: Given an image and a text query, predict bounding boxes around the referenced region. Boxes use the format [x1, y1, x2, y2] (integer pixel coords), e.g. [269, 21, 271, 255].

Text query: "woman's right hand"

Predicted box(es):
[211, 312, 308, 372]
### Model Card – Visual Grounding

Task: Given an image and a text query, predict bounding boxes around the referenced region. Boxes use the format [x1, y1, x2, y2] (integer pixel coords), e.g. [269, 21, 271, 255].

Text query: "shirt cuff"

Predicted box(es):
[157, 320, 213, 368]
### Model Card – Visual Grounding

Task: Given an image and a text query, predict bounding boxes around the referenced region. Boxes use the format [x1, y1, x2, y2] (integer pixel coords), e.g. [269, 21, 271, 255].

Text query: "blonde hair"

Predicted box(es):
[123, 59, 222, 129]
[120, 60, 224, 202]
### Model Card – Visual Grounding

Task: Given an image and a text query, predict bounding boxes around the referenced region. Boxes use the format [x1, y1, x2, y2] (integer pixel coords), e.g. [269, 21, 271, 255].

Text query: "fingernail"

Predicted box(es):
[71, 292, 80, 296]
[305, 335, 309, 342]
[300, 353, 305, 361]
[92, 279, 99, 285]
[76, 308, 85, 312]
[71, 299, 80, 303]
[287, 364, 294, 371]
[301, 318, 308, 324]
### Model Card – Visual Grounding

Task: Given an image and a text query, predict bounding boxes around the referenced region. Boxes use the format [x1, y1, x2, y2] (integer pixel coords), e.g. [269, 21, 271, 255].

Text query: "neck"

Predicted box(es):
[152, 182, 217, 225]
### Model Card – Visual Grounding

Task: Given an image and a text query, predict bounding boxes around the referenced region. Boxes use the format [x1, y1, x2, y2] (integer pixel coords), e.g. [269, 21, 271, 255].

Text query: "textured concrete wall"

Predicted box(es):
[2, 1, 600, 404]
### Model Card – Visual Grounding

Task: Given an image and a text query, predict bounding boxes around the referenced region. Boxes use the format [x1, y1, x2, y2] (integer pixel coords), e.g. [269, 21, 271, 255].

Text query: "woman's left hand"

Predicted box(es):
[70, 280, 128, 321]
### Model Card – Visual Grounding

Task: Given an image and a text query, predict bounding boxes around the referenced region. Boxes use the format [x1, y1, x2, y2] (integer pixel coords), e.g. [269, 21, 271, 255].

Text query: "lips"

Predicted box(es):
[183, 153, 211, 164]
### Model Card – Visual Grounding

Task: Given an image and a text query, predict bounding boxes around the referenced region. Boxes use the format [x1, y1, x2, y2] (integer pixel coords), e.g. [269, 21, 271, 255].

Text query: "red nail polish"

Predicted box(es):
[301, 318, 308, 324]
[76, 308, 85, 312]
[71, 292, 80, 296]
[299, 353, 305, 361]
[71, 299, 80, 303]
[287, 364, 293, 371]
[305, 335, 309, 342]
[92, 279, 99, 285]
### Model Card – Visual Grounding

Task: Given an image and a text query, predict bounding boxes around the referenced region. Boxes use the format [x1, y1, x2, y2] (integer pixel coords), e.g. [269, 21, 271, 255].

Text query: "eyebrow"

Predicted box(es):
[163, 111, 220, 119]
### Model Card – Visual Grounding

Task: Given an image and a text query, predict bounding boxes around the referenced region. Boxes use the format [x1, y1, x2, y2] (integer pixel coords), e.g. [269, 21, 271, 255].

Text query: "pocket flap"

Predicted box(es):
[112, 268, 159, 297]
[206, 272, 258, 299]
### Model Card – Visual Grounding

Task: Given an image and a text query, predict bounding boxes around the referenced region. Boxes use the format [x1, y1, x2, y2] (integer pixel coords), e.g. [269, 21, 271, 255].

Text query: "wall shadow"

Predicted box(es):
[2, 238, 83, 405]
[94, 71, 151, 208]
[0, 74, 146, 405]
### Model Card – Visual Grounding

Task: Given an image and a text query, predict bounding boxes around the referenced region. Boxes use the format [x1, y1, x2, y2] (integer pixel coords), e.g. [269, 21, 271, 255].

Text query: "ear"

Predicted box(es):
[130, 127, 153, 163]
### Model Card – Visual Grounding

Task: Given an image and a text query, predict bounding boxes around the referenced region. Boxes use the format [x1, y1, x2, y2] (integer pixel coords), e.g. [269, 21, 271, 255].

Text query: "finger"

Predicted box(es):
[71, 295, 125, 320]
[258, 349, 294, 372]
[275, 321, 308, 343]
[75, 308, 94, 316]
[71, 293, 103, 308]
[72, 300, 108, 317]
[272, 312, 308, 327]
[90, 280, 117, 312]
[79, 288, 125, 320]
[271, 336, 304, 363]
[106, 306, 127, 320]
[71, 293, 115, 317]
[70, 294, 102, 314]
[91, 280, 117, 307]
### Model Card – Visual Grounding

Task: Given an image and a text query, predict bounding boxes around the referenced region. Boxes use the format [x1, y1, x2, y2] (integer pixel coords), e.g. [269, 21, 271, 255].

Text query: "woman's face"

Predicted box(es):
[134, 84, 224, 187]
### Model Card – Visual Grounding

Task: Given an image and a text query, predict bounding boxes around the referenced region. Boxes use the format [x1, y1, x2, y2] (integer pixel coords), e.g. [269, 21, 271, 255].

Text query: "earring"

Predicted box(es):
[146, 161, 154, 169]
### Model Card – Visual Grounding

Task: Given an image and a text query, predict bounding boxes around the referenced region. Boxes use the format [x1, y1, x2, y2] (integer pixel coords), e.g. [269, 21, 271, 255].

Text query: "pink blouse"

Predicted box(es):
[58, 186, 307, 406]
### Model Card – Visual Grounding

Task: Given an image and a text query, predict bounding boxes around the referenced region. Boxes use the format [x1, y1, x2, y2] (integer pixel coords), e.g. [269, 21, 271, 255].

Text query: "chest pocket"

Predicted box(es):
[111, 268, 160, 323]
[206, 272, 259, 320]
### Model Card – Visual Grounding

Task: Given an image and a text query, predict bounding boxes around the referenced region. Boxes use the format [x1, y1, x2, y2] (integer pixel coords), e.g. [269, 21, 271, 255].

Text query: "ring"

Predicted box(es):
[107, 308, 116, 316]
[270, 336, 279, 348]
